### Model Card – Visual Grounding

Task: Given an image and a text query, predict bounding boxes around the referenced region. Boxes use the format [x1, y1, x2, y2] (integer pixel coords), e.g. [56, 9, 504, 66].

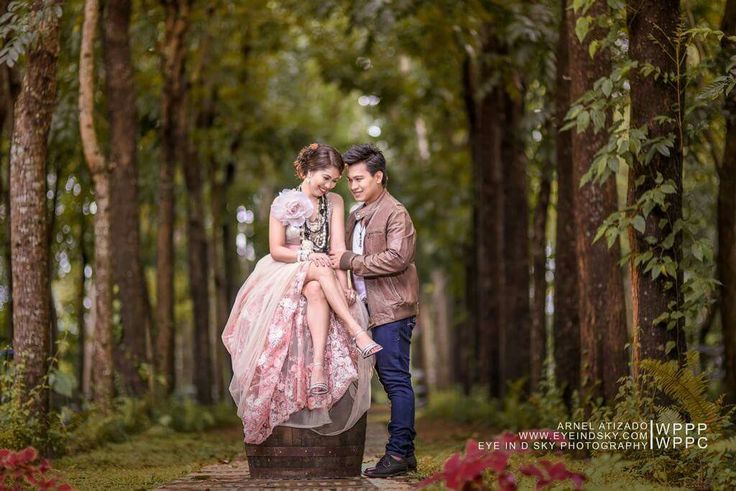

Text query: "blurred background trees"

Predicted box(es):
[1, 0, 735, 451]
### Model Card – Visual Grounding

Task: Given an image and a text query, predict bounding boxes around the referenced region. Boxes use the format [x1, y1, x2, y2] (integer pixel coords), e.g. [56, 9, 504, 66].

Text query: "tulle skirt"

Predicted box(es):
[222, 254, 373, 444]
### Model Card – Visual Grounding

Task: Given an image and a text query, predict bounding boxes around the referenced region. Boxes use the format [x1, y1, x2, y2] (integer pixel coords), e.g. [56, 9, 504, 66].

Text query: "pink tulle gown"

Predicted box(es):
[222, 197, 373, 445]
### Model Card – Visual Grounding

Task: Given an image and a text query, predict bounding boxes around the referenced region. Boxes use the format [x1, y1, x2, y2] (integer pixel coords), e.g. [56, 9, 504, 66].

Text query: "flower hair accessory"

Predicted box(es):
[309, 143, 319, 150]
[270, 189, 314, 227]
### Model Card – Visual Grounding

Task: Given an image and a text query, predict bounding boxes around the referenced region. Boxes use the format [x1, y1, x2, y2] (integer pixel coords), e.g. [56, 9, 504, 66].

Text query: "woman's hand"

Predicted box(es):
[344, 288, 357, 305]
[308, 252, 332, 268]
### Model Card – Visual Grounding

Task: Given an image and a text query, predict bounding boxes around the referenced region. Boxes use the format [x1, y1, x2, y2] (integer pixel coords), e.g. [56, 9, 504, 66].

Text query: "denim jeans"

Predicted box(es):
[372, 316, 416, 458]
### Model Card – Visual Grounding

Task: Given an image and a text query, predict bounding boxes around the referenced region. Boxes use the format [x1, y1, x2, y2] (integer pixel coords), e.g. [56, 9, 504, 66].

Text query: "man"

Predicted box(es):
[329, 144, 419, 478]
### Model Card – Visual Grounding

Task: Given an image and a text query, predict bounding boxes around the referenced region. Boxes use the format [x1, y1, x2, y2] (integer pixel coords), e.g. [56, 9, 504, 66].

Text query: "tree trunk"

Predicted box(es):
[10, 0, 63, 425]
[103, 0, 151, 397]
[80, 0, 114, 412]
[568, 0, 628, 401]
[499, 92, 531, 395]
[209, 140, 229, 400]
[627, 0, 687, 374]
[464, 45, 506, 396]
[0, 0, 14, 344]
[156, 0, 190, 395]
[418, 292, 438, 389]
[222, 161, 239, 308]
[530, 154, 552, 390]
[553, 0, 580, 405]
[430, 269, 452, 389]
[1, 21, 20, 343]
[184, 131, 213, 405]
[719, 0, 736, 402]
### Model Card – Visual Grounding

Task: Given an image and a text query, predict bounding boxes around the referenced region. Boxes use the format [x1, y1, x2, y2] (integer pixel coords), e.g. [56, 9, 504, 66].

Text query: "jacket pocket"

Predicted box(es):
[364, 231, 385, 252]
[386, 275, 403, 306]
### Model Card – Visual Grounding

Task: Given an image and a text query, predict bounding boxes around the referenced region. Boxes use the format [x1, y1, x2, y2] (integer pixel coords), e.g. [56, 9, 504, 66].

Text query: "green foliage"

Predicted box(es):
[422, 379, 569, 433]
[561, 3, 733, 348]
[65, 398, 152, 454]
[0, 0, 63, 67]
[582, 355, 736, 488]
[0, 361, 67, 455]
[154, 398, 238, 433]
[427, 355, 736, 489]
[639, 356, 728, 429]
[65, 397, 238, 454]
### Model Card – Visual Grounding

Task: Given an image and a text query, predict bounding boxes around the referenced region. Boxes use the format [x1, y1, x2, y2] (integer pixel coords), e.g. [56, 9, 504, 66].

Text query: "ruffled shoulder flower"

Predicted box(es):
[270, 189, 314, 227]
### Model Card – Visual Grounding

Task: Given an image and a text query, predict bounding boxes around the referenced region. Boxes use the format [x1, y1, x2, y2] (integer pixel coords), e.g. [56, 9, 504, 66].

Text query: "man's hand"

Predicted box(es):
[344, 288, 357, 305]
[329, 251, 344, 269]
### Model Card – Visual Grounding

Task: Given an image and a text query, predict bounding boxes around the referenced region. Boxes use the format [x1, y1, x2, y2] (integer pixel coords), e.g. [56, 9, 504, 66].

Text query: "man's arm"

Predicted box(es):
[338, 208, 416, 278]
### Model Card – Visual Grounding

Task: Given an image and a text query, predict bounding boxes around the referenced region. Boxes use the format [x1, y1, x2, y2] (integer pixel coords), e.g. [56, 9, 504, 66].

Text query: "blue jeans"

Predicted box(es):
[372, 316, 416, 458]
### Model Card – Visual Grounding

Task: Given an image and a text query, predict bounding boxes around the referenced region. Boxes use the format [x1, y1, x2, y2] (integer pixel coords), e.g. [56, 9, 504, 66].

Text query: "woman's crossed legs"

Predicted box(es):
[302, 263, 381, 392]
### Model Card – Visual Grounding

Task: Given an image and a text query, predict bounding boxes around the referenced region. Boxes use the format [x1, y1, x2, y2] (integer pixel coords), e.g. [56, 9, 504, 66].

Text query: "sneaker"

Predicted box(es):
[406, 454, 417, 470]
[363, 453, 409, 478]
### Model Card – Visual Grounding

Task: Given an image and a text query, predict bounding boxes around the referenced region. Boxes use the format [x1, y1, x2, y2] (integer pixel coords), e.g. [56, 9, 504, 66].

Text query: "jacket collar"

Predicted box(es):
[354, 188, 388, 223]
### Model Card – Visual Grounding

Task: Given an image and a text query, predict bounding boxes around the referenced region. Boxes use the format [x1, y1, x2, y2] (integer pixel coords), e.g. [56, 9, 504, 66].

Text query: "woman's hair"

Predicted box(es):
[293, 143, 345, 179]
[342, 143, 387, 187]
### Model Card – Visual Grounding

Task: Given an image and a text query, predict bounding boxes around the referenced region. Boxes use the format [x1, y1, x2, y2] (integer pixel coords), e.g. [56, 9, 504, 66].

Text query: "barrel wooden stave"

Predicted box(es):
[245, 413, 367, 479]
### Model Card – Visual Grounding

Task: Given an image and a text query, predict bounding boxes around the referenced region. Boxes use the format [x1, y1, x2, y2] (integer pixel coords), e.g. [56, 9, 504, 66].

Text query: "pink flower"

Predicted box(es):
[270, 189, 314, 227]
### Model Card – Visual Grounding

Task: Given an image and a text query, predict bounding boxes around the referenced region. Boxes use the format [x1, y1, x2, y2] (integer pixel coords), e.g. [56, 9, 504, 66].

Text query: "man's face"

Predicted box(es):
[347, 162, 383, 203]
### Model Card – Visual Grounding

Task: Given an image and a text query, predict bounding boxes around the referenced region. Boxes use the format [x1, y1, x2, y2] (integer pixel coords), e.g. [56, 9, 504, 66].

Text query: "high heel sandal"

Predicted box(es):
[309, 362, 329, 396]
[353, 329, 383, 358]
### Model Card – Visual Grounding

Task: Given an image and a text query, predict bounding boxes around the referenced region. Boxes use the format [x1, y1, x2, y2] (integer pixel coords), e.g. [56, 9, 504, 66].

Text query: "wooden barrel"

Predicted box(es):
[244, 413, 367, 478]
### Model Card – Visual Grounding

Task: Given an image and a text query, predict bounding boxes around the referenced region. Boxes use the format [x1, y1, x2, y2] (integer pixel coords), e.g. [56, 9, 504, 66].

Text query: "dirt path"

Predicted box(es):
[157, 407, 418, 490]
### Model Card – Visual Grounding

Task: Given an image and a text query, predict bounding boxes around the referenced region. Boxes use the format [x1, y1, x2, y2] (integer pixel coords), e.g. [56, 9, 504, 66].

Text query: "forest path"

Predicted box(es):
[156, 406, 417, 490]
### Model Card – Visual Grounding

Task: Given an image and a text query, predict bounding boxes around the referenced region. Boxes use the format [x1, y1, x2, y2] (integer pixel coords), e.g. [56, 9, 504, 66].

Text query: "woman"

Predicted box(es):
[222, 143, 381, 445]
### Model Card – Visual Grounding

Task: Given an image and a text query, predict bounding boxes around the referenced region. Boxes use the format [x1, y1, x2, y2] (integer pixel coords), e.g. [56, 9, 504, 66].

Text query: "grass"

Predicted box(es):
[53, 424, 243, 490]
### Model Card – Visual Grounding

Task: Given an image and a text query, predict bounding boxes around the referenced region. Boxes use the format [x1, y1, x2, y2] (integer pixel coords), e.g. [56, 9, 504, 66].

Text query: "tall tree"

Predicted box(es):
[553, 0, 580, 405]
[103, 0, 151, 396]
[463, 43, 505, 396]
[627, 0, 687, 374]
[9, 0, 64, 424]
[79, 0, 114, 412]
[209, 146, 228, 399]
[719, 0, 736, 402]
[186, 51, 213, 403]
[499, 85, 531, 395]
[0, 0, 18, 342]
[156, 0, 191, 394]
[568, 0, 628, 401]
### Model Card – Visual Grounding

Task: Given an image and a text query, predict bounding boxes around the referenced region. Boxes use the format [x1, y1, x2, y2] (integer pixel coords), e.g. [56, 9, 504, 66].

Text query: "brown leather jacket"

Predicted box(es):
[339, 189, 419, 327]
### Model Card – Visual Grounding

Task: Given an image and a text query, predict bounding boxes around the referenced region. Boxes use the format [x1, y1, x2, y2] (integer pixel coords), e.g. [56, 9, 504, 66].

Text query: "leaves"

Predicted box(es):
[576, 109, 590, 133]
[520, 460, 586, 490]
[417, 437, 587, 491]
[575, 16, 591, 43]
[0, 446, 72, 491]
[632, 215, 646, 233]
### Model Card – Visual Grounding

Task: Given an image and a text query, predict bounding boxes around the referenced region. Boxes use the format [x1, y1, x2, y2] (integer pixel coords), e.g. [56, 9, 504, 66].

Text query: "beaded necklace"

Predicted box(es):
[298, 188, 329, 253]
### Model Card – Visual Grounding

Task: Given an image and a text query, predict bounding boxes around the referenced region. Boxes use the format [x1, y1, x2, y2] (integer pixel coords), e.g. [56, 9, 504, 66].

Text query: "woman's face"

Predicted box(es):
[307, 166, 341, 197]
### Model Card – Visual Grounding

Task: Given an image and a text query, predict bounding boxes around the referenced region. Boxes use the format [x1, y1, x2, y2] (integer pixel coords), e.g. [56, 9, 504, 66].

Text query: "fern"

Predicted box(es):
[705, 435, 736, 454]
[639, 356, 723, 428]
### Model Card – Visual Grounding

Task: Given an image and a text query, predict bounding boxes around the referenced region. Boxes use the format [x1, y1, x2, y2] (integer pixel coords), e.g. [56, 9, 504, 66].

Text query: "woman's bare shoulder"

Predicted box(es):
[327, 192, 344, 207]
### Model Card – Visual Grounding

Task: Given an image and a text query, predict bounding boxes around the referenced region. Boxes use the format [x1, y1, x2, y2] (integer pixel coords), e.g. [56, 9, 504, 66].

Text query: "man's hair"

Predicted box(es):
[343, 144, 387, 187]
